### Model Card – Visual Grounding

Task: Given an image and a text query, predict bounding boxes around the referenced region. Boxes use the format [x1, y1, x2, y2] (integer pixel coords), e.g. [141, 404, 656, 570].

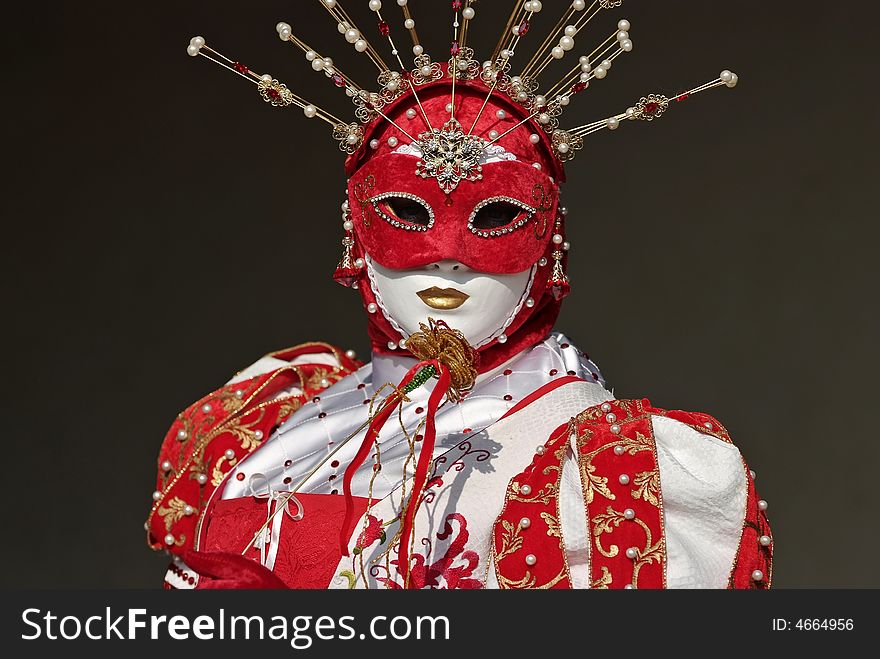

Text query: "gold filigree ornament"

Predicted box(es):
[415, 119, 485, 194]
[257, 78, 295, 107]
[633, 94, 670, 122]
[551, 129, 584, 163]
[332, 122, 365, 154]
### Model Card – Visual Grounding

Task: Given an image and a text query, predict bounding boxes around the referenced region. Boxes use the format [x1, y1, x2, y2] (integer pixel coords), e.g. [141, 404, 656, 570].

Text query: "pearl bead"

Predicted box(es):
[534, 95, 547, 107]
[618, 19, 631, 32]
[325, 0, 337, 7]
[421, 65, 433, 77]
[558, 143, 570, 154]
[726, 73, 739, 88]
[563, 241, 571, 251]
[552, 233, 564, 244]
[607, 117, 620, 130]
[610, 424, 621, 434]
[368, 303, 378, 313]
[398, 339, 407, 349]
[397, 0, 407, 5]
[624, 584, 634, 590]
[463, 7, 475, 19]
[305, 50, 317, 61]
[593, 66, 606, 79]
[758, 500, 768, 511]
[303, 105, 317, 118]
[177, 429, 188, 440]
[565, 25, 577, 37]
[560, 36, 574, 51]
[626, 547, 638, 559]
[345, 349, 357, 359]
[535, 446, 545, 455]
[525, 554, 537, 566]
[539, 257, 548, 266]
[370, 139, 380, 149]
[404, 19, 415, 29]
[720, 70, 733, 83]
[538, 113, 550, 125]
[526, 297, 535, 307]
[224, 449, 235, 460]
[164, 534, 176, 546]
[254, 430, 263, 440]
[751, 570, 764, 582]
[750, 470, 757, 479]
[619, 474, 630, 485]
[369, 0, 382, 10]
[498, 334, 508, 343]
[573, 0, 586, 10]
[406, 108, 417, 119]
[623, 508, 635, 520]
[343, 220, 354, 231]
[621, 39, 633, 52]
[161, 460, 172, 472]
[529, 133, 540, 144]
[201, 404, 211, 414]
[495, 110, 507, 120]
[355, 39, 368, 53]
[551, 47, 564, 59]
[387, 136, 399, 147]
[197, 473, 208, 485]
[388, 341, 397, 350]
[311, 58, 325, 72]
[235, 389, 244, 398]
[186, 45, 200, 57]
[386, 80, 399, 92]
[614, 445, 625, 456]
[184, 505, 195, 516]
[445, 102, 454, 112]
[601, 402, 612, 412]
[354, 258, 365, 268]
[275, 23, 289, 35]
[413, 45, 423, 56]
[152, 490, 162, 501]
[518, 91, 529, 102]
[345, 29, 359, 44]
[520, 484, 532, 496]
[520, 517, 531, 529]
[617, 31, 629, 42]
[605, 413, 617, 423]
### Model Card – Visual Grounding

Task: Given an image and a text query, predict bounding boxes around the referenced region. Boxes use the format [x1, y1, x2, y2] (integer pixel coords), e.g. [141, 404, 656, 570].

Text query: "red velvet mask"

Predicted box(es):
[340, 76, 570, 371]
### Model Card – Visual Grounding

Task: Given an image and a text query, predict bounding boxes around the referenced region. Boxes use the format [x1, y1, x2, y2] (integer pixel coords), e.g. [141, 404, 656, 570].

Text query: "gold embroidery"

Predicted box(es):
[541, 512, 562, 540]
[275, 398, 303, 424]
[592, 506, 624, 558]
[495, 519, 524, 563]
[507, 480, 558, 505]
[631, 470, 661, 507]
[496, 568, 567, 590]
[591, 566, 612, 589]
[157, 497, 190, 532]
[353, 175, 376, 227]
[211, 453, 238, 487]
[581, 461, 615, 504]
[629, 517, 664, 588]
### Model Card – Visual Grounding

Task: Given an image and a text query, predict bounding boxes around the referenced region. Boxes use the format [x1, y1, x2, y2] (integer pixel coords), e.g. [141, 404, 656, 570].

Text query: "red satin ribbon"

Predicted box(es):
[339, 359, 451, 589]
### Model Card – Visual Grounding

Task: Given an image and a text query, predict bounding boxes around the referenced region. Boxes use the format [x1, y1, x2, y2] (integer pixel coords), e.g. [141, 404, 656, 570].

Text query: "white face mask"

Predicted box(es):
[366, 255, 535, 349]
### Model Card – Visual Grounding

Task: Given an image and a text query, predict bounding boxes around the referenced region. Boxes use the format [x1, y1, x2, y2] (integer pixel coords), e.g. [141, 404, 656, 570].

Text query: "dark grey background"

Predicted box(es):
[3, 0, 877, 587]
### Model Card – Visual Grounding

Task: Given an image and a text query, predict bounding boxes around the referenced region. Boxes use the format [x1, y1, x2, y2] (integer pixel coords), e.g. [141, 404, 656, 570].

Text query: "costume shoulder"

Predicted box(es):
[144, 341, 362, 555]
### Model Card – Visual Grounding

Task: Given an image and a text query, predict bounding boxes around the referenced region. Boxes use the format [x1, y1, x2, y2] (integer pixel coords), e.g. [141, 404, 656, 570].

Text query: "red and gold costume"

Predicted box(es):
[150, 1, 770, 589]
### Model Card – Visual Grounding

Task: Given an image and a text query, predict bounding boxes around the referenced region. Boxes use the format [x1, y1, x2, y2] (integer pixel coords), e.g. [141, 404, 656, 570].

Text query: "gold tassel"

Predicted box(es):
[404, 318, 479, 402]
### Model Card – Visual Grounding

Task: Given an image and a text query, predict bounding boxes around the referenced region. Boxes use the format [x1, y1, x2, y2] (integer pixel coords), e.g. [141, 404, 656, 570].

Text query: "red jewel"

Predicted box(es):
[236, 473, 245, 481]
[450, 41, 461, 56]
[415, 406, 424, 414]
[549, 369, 559, 376]
[644, 101, 659, 115]
[550, 281, 571, 301]
[284, 459, 293, 468]
[582, 351, 590, 359]
[313, 396, 321, 403]
[318, 412, 327, 418]
[188, 577, 195, 585]
[503, 394, 513, 402]
[591, 372, 599, 381]
[561, 343, 570, 349]
[358, 383, 366, 389]
[363, 399, 370, 405]
[378, 21, 390, 36]
[329, 474, 337, 481]
[570, 81, 587, 94]
[331, 489, 339, 495]
[444, 196, 454, 207]
[452, 0, 463, 9]
[415, 434, 424, 442]
[283, 477, 292, 485]
[331, 460, 340, 468]
[503, 369, 513, 376]
[332, 73, 345, 88]
[517, 20, 530, 36]
[463, 428, 472, 434]
[675, 92, 689, 102]
[373, 464, 382, 472]
[266, 88, 281, 101]
[232, 62, 248, 74]
[567, 370, 577, 376]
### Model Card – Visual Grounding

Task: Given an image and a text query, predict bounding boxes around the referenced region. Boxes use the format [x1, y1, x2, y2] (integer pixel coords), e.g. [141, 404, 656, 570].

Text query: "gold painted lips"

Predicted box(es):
[416, 287, 470, 310]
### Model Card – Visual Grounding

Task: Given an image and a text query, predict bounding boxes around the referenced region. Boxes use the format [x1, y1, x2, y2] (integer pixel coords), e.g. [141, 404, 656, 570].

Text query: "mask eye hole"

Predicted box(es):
[469, 197, 535, 237]
[370, 194, 434, 231]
